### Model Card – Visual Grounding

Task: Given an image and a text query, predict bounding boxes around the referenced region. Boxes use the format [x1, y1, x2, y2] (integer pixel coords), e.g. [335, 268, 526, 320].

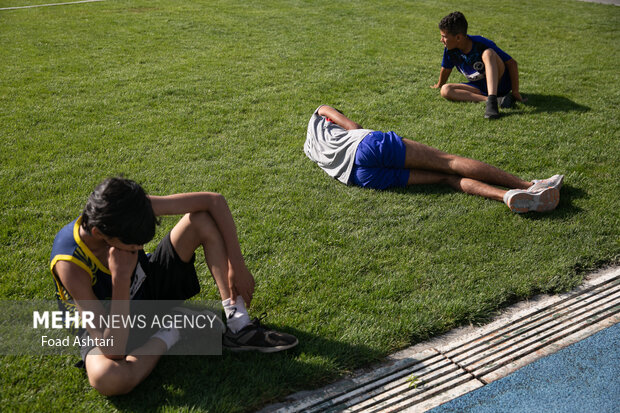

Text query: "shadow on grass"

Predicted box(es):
[516, 94, 590, 115]
[106, 326, 383, 412]
[441, 94, 589, 118]
[487, 94, 590, 119]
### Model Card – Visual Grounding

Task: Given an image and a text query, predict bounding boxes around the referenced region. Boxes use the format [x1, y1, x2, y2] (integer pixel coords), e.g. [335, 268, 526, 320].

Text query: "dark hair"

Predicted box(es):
[439, 11, 468, 36]
[81, 177, 157, 245]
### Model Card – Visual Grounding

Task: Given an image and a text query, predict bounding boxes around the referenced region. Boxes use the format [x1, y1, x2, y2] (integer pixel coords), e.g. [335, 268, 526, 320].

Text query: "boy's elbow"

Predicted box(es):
[317, 105, 331, 117]
[210, 192, 228, 208]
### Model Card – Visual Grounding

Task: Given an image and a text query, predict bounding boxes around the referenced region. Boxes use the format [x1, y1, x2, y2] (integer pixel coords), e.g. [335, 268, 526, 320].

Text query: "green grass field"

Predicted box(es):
[1, 0, 619, 411]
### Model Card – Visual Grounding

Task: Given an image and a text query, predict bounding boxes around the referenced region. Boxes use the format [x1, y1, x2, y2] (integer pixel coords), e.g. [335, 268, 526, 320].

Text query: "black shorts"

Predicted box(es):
[79, 232, 201, 363]
[138, 232, 201, 301]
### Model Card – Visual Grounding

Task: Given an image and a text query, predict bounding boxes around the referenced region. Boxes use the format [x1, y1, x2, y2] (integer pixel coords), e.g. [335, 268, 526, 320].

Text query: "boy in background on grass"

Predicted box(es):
[50, 177, 298, 396]
[306, 105, 563, 213]
[430, 11, 526, 119]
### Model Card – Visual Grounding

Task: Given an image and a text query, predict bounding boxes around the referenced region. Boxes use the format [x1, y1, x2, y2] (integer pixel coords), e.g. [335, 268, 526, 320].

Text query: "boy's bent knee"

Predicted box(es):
[482, 49, 505, 73]
[482, 48, 498, 60]
[186, 211, 220, 241]
[440, 84, 453, 99]
[87, 358, 136, 396]
[186, 211, 217, 231]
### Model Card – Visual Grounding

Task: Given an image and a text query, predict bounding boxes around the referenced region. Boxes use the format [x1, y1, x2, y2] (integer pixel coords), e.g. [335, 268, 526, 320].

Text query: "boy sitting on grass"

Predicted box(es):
[50, 177, 298, 396]
[430, 11, 526, 119]
[305, 105, 563, 213]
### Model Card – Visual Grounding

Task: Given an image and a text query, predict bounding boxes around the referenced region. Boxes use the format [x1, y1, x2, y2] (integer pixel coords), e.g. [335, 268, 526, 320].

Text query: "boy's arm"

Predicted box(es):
[431, 67, 452, 89]
[504, 59, 526, 102]
[54, 253, 137, 359]
[317, 105, 363, 130]
[149, 193, 254, 305]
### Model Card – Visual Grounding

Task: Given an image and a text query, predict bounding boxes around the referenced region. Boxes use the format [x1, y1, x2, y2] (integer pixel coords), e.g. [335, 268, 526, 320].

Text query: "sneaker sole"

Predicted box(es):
[224, 338, 299, 353]
[508, 187, 559, 213]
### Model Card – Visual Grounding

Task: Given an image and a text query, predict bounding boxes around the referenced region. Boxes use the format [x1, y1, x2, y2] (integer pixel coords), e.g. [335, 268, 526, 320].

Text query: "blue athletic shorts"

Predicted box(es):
[465, 69, 512, 97]
[350, 131, 409, 190]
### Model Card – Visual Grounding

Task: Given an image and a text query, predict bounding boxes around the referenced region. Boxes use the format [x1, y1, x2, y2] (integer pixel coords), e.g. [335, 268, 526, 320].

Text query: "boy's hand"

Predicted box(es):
[228, 262, 255, 307]
[432, 68, 451, 90]
[513, 92, 528, 103]
[108, 247, 138, 282]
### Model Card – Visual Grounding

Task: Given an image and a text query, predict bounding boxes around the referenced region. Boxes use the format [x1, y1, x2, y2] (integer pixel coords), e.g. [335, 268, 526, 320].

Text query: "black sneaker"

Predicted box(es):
[484, 95, 500, 119]
[499, 93, 515, 109]
[223, 313, 298, 353]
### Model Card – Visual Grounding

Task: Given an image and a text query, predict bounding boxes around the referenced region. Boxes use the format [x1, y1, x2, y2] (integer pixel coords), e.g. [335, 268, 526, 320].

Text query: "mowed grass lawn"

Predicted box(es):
[1, 0, 618, 411]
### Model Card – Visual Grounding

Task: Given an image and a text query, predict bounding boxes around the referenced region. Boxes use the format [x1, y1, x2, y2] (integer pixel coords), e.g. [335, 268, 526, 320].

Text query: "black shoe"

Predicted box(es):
[499, 93, 515, 109]
[223, 313, 298, 353]
[485, 95, 500, 119]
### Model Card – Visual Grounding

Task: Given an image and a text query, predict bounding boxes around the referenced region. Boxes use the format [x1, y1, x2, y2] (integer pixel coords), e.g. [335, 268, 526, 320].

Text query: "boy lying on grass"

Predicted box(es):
[305, 105, 563, 213]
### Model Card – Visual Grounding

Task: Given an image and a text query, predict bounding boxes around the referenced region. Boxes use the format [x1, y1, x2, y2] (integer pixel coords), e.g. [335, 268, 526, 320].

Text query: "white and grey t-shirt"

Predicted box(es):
[304, 106, 373, 184]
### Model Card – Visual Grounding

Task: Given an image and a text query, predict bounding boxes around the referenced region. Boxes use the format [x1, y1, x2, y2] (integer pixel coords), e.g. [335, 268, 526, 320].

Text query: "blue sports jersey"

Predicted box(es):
[441, 35, 512, 82]
[49, 216, 148, 313]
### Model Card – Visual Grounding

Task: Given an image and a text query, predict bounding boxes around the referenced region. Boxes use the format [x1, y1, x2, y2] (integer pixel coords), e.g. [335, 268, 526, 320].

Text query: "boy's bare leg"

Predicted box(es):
[169, 211, 297, 349]
[408, 170, 507, 201]
[402, 139, 531, 190]
[482, 48, 506, 97]
[170, 211, 234, 301]
[85, 339, 167, 396]
[440, 83, 487, 102]
[170, 211, 257, 335]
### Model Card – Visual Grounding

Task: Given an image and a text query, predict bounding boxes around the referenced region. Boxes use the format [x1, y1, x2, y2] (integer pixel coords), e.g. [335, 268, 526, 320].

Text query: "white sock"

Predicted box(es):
[222, 296, 251, 334]
[151, 327, 180, 351]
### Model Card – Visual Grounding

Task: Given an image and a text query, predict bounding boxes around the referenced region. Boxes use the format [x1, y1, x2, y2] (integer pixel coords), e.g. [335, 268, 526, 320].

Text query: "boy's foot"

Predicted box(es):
[528, 174, 564, 193]
[223, 314, 298, 353]
[485, 95, 500, 119]
[503, 187, 560, 213]
[499, 93, 515, 109]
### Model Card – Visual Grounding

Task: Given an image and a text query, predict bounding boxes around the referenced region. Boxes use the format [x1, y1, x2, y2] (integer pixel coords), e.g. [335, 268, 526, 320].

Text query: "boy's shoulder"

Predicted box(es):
[469, 35, 497, 47]
[468, 35, 511, 60]
[51, 218, 80, 255]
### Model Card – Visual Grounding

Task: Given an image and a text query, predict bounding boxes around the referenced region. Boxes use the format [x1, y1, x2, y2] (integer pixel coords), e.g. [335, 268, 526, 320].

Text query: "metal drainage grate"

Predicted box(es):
[444, 274, 620, 385]
[260, 271, 619, 413]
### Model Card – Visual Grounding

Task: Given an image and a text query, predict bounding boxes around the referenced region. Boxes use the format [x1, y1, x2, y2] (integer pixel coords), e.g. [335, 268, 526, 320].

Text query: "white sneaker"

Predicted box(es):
[504, 187, 560, 213]
[528, 175, 564, 193]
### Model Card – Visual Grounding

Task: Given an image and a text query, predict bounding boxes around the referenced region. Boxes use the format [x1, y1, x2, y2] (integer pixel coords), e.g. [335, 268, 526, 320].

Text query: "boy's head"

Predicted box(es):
[81, 177, 157, 246]
[439, 11, 468, 36]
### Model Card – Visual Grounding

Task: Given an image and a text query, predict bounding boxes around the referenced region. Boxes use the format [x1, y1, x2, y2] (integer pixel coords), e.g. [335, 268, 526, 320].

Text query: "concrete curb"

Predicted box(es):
[259, 266, 620, 412]
[577, 0, 620, 5]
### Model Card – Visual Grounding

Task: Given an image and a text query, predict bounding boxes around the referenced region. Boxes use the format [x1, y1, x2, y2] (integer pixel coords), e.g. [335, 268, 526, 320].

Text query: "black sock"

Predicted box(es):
[485, 95, 500, 118]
